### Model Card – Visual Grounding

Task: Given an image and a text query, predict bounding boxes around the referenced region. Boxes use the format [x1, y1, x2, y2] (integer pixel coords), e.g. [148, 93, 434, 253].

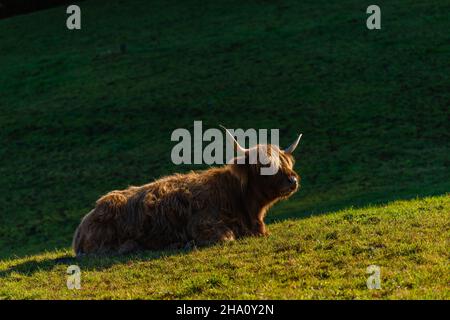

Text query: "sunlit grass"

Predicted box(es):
[1, 195, 448, 299]
[0, 0, 449, 299]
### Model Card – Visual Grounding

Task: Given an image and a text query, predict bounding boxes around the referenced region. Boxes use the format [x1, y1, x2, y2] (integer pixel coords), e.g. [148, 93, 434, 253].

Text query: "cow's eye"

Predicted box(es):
[280, 171, 290, 179]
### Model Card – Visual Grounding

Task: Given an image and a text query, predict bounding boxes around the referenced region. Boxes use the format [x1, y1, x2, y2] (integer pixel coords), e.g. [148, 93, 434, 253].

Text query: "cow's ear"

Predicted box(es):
[228, 157, 249, 189]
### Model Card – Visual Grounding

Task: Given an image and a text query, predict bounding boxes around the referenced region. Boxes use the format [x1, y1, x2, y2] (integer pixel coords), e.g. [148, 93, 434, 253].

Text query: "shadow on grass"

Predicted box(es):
[267, 182, 450, 223]
[0, 249, 191, 279]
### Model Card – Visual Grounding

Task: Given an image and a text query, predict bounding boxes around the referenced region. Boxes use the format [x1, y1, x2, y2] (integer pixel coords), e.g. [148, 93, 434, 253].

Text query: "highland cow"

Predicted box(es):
[72, 128, 302, 256]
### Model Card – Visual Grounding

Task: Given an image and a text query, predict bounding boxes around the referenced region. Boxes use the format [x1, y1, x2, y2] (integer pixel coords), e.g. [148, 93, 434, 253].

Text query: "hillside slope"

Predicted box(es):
[1, 195, 448, 299]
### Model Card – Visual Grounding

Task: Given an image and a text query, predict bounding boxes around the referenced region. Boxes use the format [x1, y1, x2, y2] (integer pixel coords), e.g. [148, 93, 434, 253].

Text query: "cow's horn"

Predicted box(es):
[284, 133, 302, 154]
[220, 125, 247, 154]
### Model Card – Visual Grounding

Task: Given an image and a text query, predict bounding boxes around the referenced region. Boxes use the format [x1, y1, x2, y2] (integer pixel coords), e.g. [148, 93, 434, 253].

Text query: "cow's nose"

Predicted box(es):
[288, 175, 298, 186]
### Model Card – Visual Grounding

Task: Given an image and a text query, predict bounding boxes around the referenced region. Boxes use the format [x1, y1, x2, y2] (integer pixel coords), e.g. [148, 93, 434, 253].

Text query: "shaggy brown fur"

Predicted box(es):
[72, 144, 300, 255]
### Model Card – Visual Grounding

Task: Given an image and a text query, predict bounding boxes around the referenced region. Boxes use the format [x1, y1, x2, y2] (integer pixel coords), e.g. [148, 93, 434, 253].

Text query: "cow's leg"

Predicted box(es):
[118, 239, 141, 255]
[252, 219, 269, 237]
[195, 229, 235, 247]
[189, 222, 236, 247]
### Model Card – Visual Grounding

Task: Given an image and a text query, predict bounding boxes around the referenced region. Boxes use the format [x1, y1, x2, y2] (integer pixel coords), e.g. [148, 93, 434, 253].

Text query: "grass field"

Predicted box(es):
[0, 0, 449, 299]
